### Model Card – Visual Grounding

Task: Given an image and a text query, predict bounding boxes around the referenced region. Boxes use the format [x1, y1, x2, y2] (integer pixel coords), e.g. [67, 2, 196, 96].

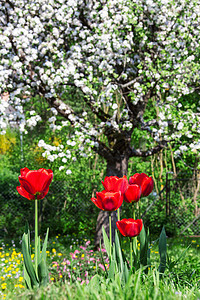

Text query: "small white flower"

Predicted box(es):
[51, 108, 58, 115]
[30, 110, 36, 115]
[59, 166, 65, 171]
[174, 150, 181, 158]
[38, 140, 45, 147]
[66, 170, 72, 175]
[179, 145, 188, 152]
[177, 122, 184, 130]
[48, 116, 56, 122]
[112, 103, 118, 110]
[47, 155, 55, 162]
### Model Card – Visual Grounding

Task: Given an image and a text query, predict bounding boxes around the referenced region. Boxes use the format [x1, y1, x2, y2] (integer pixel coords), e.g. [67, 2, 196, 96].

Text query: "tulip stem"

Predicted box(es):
[138, 202, 141, 219]
[117, 208, 120, 221]
[109, 213, 112, 257]
[35, 199, 38, 279]
[136, 202, 141, 219]
[132, 203, 135, 220]
[130, 237, 133, 272]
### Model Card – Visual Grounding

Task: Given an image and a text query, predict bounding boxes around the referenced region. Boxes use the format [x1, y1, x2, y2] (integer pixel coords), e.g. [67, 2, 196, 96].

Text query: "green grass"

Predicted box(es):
[0, 235, 199, 299]
[6, 271, 200, 300]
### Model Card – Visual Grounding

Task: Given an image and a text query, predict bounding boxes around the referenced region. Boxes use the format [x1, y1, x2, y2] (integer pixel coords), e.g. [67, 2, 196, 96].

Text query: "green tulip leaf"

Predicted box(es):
[38, 257, 48, 286]
[88, 274, 101, 292]
[112, 242, 116, 263]
[39, 228, 49, 264]
[158, 227, 167, 274]
[22, 233, 39, 288]
[108, 259, 115, 280]
[24, 263, 32, 290]
[99, 240, 108, 277]
[37, 228, 49, 286]
[147, 227, 151, 268]
[115, 231, 124, 274]
[140, 225, 148, 268]
[102, 226, 111, 258]
[24, 225, 31, 256]
[124, 261, 129, 283]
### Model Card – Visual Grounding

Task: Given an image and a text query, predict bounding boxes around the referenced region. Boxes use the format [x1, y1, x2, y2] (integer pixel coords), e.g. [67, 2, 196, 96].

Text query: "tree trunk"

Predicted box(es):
[94, 154, 129, 248]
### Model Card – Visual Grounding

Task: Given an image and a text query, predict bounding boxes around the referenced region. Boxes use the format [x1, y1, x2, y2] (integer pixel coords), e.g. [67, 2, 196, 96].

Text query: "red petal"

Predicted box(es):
[19, 177, 36, 195]
[96, 191, 123, 211]
[23, 169, 52, 194]
[17, 186, 35, 200]
[91, 197, 104, 210]
[116, 191, 123, 209]
[20, 167, 30, 177]
[116, 219, 143, 237]
[101, 177, 108, 190]
[103, 197, 118, 211]
[40, 169, 53, 192]
[101, 176, 119, 192]
[141, 177, 154, 197]
[129, 173, 147, 185]
[115, 176, 129, 194]
[124, 184, 141, 203]
[126, 219, 142, 237]
[116, 219, 128, 236]
[37, 187, 49, 200]
[96, 191, 106, 202]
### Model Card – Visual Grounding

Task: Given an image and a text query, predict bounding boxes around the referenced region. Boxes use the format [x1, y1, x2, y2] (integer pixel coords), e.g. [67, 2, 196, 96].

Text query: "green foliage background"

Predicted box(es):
[1, 93, 200, 240]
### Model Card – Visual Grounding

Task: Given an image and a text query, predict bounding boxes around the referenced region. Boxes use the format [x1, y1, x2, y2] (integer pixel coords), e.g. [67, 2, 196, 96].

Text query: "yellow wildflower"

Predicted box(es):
[19, 277, 24, 282]
[1, 283, 7, 289]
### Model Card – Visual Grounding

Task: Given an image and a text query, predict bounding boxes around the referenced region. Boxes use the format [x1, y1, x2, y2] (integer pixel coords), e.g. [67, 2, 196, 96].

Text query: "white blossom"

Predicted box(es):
[66, 170, 72, 175]
[59, 166, 65, 171]
[177, 122, 184, 130]
[0, 0, 199, 163]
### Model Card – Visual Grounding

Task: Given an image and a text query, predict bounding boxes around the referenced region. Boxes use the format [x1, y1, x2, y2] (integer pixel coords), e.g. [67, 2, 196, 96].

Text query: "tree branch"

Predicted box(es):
[37, 84, 116, 160]
[90, 137, 114, 161]
[118, 76, 143, 89]
[140, 118, 159, 133]
[37, 85, 76, 125]
[5, 0, 15, 9]
[130, 141, 168, 158]
[83, 95, 111, 123]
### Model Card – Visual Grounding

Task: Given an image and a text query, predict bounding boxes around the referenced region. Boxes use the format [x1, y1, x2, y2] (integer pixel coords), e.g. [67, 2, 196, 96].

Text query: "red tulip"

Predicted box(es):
[101, 176, 119, 191]
[17, 167, 53, 200]
[124, 184, 141, 203]
[116, 218, 143, 237]
[91, 191, 123, 211]
[116, 176, 129, 194]
[101, 175, 129, 194]
[129, 173, 154, 197]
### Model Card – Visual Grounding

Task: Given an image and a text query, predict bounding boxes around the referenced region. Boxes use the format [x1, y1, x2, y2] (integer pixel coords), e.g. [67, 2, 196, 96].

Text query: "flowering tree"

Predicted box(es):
[1, 0, 200, 244]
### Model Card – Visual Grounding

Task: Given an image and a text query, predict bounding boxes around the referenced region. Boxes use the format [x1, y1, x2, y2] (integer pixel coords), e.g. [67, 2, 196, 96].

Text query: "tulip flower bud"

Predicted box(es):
[124, 184, 141, 203]
[116, 218, 143, 237]
[17, 167, 53, 200]
[91, 191, 123, 211]
[129, 173, 154, 197]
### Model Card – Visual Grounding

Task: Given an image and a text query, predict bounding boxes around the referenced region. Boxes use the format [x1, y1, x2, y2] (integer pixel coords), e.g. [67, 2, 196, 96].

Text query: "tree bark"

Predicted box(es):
[94, 154, 129, 248]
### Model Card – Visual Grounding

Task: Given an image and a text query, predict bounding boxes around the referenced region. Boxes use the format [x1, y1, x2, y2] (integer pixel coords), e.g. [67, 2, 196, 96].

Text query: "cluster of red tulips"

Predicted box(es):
[91, 173, 154, 238]
[16, 167, 154, 287]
